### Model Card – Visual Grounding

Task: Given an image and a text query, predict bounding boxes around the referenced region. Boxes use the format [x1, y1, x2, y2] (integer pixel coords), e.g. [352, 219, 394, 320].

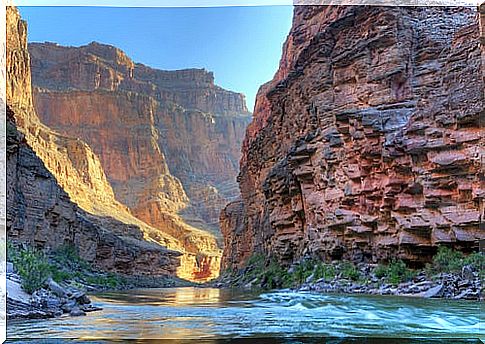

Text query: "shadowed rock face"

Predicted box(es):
[6, 6, 184, 276]
[6, 105, 181, 275]
[221, 6, 484, 270]
[27, 41, 251, 280]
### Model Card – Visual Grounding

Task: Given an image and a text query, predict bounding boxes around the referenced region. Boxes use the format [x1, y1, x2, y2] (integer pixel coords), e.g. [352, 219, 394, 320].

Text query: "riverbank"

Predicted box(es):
[213, 248, 484, 301]
[7, 269, 193, 320]
[297, 270, 482, 300]
[215, 267, 483, 301]
[7, 245, 483, 320]
[6, 244, 193, 320]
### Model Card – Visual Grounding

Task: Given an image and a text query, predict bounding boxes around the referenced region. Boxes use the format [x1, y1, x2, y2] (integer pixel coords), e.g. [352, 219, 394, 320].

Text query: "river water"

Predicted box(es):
[7, 287, 483, 343]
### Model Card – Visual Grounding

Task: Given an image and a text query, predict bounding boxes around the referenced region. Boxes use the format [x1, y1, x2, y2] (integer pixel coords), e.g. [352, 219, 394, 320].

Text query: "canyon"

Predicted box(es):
[221, 5, 484, 270]
[29, 42, 250, 238]
[7, 7, 180, 275]
[7, 4, 484, 284]
[7, 6, 251, 281]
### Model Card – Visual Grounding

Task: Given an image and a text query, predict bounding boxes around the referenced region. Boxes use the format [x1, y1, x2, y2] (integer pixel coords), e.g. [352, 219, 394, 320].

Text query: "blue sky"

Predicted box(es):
[19, 6, 293, 111]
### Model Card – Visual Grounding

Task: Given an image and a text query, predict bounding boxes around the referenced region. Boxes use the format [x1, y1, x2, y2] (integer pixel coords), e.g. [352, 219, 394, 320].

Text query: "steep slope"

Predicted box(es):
[28, 41, 251, 280]
[7, 105, 180, 275]
[221, 6, 484, 270]
[6, 6, 212, 280]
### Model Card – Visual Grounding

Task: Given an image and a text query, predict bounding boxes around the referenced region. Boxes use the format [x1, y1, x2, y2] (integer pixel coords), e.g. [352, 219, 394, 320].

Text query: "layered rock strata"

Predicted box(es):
[28, 41, 251, 280]
[7, 6, 187, 278]
[221, 6, 484, 270]
[7, 105, 180, 275]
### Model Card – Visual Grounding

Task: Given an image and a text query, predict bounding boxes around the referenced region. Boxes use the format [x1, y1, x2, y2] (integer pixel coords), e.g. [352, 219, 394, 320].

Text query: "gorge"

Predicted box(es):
[6, 3, 484, 295]
[7, 6, 251, 282]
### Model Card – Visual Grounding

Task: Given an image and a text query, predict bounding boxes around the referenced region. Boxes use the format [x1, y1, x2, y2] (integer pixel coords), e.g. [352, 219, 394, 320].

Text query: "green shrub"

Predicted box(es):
[293, 260, 315, 285]
[50, 268, 74, 283]
[373, 260, 414, 285]
[244, 254, 265, 276]
[247, 254, 265, 266]
[374, 264, 388, 279]
[314, 262, 336, 282]
[463, 252, 485, 271]
[427, 246, 484, 276]
[430, 246, 465, 273]
[340, 261, 360, 281]
[84, 273, 127, 289]
[7, 241, 19, 263]
[52, 244, 90, 271]
[262, 259, 292, 289]
[387, 260, 414, 285]
[13, 248, 51, 294]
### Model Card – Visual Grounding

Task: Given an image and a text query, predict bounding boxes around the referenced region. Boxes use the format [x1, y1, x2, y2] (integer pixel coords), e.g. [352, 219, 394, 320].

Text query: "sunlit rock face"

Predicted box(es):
[6, 7, 181, 275]
[221, 6, 484, 270]
[6, 6, 232, 281]
[28, 41, 251, 281]
[6, 107, 182, 275]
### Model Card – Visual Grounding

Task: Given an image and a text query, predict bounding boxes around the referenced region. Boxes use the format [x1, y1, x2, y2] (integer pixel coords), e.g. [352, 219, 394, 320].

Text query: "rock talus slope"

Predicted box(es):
[221, 6, 484, 270]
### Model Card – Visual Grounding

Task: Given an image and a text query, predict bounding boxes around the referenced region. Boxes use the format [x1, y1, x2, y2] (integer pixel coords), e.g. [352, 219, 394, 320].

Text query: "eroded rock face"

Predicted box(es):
[28, 41, 251, 280]
[221, 6, 484, 270]
[7, 8, 129, 219]
[7, 6, 181, 278]
[7, 105, 180, 275]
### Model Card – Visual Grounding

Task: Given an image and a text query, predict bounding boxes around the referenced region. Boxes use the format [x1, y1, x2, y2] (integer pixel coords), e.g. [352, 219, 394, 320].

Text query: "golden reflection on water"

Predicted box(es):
[92, 287, 226, 307]
[172, 287, 222, 306]
[76, 288, 226, 340]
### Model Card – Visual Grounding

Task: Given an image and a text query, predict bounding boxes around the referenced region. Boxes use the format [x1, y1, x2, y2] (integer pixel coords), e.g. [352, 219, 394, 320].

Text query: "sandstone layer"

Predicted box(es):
[7, 6, 191, 279]
[221, 6, 484, 270]
[6, 105, 180, 275]
[28, 41, 251, 280]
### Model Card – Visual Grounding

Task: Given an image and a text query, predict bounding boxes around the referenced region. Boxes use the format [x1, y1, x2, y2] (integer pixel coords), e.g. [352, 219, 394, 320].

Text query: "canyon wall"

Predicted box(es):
[6, 105, 181, 275]
[6, 6, 181, 274]
[28, 41, 251, 280]
[221, 6, 484, 270]
[7, 6, 234, 280]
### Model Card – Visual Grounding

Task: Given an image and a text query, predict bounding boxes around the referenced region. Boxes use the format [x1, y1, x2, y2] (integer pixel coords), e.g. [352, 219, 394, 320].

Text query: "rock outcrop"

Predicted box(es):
[27, 40, 251, 280]
[7, 103, 180, 275]
[7, 6, 183, 278]
[221, 6, 484, 270]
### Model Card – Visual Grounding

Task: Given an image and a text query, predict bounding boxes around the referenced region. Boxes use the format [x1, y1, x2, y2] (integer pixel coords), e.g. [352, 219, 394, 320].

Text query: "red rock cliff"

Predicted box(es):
[28, 41, 251, 280]
[6, 6, 181, 275]
[221, 5, 484, 270]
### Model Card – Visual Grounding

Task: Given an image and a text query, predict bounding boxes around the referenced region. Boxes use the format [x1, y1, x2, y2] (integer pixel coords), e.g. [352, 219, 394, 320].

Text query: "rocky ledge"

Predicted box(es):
[216, 267, 483, 301]
[215, 248, 483, 301]
[7, 265, 192, 320]
[7, 272, 101, 320]
[299, 269, 482, 301]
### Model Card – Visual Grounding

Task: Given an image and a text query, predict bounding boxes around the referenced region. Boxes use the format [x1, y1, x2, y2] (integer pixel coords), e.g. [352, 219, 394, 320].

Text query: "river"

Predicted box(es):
[7, 287, 483, 343]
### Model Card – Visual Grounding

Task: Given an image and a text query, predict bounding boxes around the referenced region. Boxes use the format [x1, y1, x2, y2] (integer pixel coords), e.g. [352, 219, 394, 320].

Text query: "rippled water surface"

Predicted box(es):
[7, 287, 483, 341]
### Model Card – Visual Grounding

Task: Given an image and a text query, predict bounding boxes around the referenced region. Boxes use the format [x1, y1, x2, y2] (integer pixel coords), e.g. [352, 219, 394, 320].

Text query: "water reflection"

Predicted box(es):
[7, 287, 482, 341]
[94, 287, 226, 307]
